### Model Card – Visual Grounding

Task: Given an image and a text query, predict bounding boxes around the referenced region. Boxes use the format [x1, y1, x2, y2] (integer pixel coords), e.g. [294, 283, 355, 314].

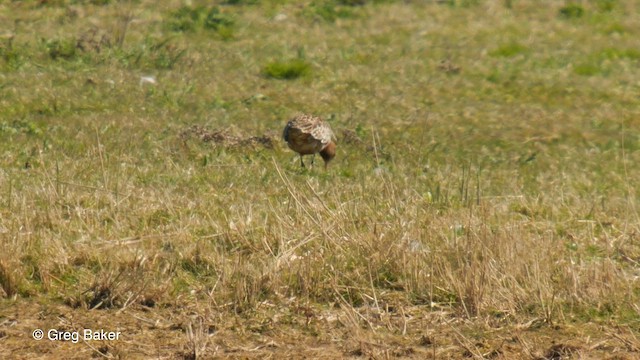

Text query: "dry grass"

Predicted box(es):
[1, 0, 640, 358]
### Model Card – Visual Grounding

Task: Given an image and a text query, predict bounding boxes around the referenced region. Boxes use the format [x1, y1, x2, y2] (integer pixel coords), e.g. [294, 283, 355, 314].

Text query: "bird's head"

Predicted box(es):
[320, 141, 336, 169]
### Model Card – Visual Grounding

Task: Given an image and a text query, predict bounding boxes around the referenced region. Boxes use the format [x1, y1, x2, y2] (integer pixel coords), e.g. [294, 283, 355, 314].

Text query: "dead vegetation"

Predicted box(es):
[180, 125, 275, 149]
[1, 0, 640, 358]
[2, 299, 639, 359]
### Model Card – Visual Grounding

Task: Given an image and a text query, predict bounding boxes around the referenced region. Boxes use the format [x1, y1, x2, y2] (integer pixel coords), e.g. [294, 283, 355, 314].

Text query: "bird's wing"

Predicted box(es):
[286, 114, 335, 146]
[309, 121, 335, 146]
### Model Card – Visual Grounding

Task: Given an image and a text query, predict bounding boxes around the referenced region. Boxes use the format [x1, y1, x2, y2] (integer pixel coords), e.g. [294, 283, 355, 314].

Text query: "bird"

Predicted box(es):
[283, 113, 336, 169]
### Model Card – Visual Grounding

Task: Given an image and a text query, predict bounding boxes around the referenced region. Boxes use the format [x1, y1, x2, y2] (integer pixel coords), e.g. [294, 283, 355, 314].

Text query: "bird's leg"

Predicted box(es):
[311, 154, 315, 167]
[300, 155, 305, 168]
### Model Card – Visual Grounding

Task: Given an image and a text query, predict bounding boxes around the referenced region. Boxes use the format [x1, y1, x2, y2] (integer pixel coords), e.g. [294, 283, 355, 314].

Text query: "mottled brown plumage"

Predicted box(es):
[283, 114, 336, 169]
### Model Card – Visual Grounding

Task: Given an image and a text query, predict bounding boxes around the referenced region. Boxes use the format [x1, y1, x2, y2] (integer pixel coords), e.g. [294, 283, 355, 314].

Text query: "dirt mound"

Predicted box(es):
[180, 125, 275, 149]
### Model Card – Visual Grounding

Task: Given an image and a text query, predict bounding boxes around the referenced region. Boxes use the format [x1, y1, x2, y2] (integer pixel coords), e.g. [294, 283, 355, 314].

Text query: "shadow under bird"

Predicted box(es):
[283, 114, 337, 169]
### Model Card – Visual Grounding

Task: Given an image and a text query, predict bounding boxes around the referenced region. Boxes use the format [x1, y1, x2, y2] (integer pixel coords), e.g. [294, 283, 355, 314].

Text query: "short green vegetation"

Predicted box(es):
[1, 0, 639, 358]
[262, 59, 312, 79]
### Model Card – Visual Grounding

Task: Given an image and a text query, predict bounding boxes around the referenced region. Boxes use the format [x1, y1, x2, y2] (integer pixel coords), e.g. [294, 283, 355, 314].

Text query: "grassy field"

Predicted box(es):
[1, 0, 640, 358]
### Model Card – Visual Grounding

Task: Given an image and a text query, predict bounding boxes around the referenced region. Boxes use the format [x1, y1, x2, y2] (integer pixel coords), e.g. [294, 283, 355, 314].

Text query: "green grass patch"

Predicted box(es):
[440, 0, 481, 7]
[599, 47, 640, 60]
[45, 38, 79, 61]
[573, 47, 640, 76]
[600, 22, 627, 34]
[1, 1, 639, 357]
[490, 42, 528, 57]
[166, 5, 234, 39]
[559, 4, 585, 18]
[574, 61, 602, 76]
[305, 1, 356, 22]
[262, 59, 311, 79]
[0, 120, 44, 136]
[593, 0, 617, 12]
[0, 38, 23, 70]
